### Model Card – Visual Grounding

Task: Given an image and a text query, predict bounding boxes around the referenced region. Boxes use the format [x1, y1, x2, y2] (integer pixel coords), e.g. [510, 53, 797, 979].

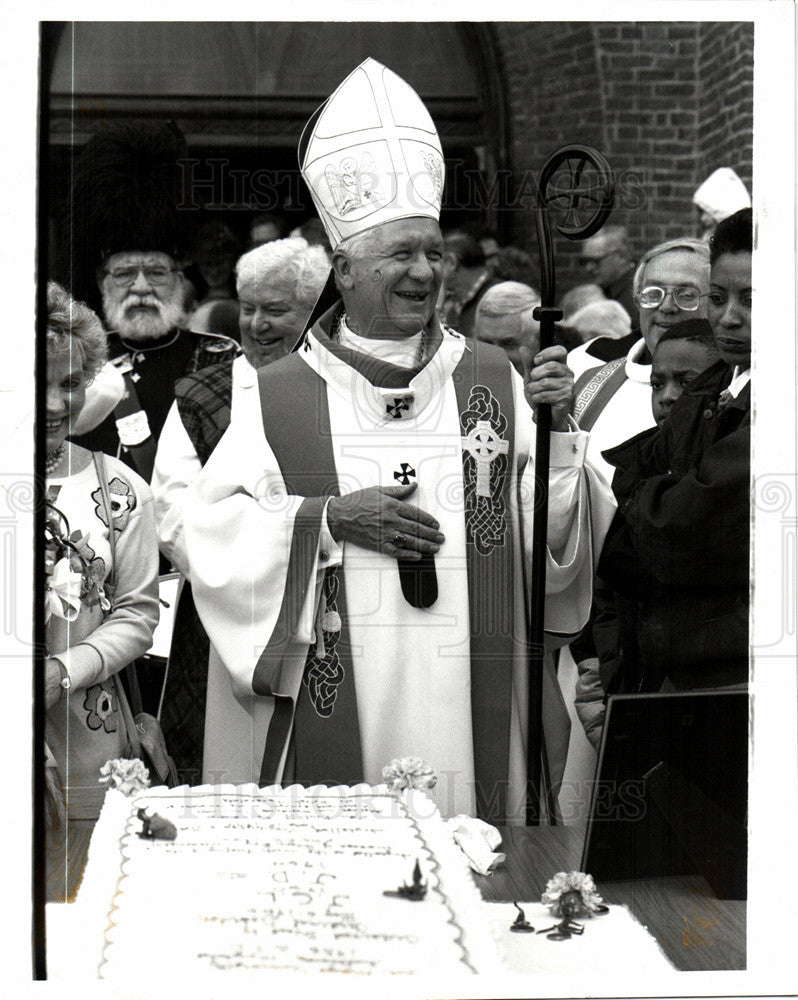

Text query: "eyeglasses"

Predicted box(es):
[638, 285, 703, 310]
[104, 265, 177, 287]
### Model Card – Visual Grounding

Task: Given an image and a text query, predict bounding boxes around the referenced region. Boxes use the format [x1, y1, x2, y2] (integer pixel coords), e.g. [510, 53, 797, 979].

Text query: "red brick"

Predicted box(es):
[489, 20, 752, 251]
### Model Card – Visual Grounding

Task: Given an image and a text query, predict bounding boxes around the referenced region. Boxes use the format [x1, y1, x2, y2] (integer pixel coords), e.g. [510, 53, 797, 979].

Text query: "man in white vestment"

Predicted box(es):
[184, 58, 615, 823]
[150, 238, 329, 781]
[568, 237, 711, 483]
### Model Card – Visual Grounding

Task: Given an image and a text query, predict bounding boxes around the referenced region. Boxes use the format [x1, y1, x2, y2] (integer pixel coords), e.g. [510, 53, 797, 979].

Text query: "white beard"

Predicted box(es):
[103, 290, 187, 343]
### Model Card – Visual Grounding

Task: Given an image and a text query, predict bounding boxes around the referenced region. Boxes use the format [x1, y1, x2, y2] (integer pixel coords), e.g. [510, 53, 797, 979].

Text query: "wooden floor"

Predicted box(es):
[473, 825, 746, 971]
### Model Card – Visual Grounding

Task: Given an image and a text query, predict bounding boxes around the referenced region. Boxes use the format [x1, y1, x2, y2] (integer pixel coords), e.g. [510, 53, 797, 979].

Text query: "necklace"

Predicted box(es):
[45, 442, 66, 476]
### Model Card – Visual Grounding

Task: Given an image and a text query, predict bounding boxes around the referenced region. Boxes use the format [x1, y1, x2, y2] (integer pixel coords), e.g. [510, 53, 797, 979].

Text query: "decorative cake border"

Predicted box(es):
[90, 783, 500, 978]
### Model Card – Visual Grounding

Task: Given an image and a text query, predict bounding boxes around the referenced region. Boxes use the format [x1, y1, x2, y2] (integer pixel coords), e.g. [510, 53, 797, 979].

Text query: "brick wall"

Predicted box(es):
[490, 20, 753, 292]
[45, 21, 754, 304]
[697, 22, 754, 198]
[490, 21, 604, 290]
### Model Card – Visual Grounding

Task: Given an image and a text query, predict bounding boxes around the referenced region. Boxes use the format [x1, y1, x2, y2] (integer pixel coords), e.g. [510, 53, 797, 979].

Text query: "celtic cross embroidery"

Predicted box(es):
[460, 385, 510, 555]
[461, 420, 510, 498]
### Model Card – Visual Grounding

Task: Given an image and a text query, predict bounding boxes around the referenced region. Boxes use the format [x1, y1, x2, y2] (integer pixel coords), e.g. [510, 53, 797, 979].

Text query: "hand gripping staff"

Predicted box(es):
[526, 146, 614, 825]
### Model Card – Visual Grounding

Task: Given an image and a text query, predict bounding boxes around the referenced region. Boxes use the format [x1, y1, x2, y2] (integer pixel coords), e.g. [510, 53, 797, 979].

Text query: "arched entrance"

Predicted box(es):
[45, 21, 509, 290]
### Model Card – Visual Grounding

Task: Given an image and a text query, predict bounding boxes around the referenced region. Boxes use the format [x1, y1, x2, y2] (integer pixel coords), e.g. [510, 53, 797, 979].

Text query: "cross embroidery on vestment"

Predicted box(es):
[461, 420, 510, 498]
[393, 463, 416, 486]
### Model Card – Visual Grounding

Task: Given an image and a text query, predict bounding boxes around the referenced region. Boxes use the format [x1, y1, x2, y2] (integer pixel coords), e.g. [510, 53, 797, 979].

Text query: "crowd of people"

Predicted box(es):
[43, 58, 752, 833]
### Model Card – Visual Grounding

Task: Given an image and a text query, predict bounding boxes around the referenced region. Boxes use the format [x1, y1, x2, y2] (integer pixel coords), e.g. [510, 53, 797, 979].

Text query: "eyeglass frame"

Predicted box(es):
[103, 264, 179, 288]
[636, 284, 704, 311]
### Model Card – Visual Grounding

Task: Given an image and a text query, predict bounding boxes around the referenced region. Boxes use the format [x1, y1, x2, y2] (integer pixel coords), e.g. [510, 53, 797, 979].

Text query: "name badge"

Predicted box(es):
[116, 410, 151, 447]
[112, 353, 134, 376]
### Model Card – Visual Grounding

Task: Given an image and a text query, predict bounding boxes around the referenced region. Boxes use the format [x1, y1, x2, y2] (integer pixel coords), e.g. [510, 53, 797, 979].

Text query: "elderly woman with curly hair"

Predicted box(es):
[151, 237, 329, 782]
[44, 281, 159, 824]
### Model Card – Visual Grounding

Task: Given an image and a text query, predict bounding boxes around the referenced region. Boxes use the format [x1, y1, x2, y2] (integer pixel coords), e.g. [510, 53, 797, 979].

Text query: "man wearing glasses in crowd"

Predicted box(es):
[70, 122, 238, 482]
[567, 236, 711, 481]
[565, 237, 712, 743]
[74, 251, 238, 482]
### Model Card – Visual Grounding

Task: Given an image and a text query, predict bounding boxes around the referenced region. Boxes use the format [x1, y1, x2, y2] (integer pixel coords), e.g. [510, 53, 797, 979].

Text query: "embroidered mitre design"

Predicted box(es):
[298, 58, 444, 249]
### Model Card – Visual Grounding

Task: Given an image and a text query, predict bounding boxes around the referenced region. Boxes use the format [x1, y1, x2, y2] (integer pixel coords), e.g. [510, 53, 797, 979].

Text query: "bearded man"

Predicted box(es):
[70, 122, 237, 481]
[183, 60, 615, 824]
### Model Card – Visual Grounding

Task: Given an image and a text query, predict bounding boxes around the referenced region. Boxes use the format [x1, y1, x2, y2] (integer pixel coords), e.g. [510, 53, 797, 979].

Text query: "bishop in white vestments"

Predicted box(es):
[183, 58, 615, 823]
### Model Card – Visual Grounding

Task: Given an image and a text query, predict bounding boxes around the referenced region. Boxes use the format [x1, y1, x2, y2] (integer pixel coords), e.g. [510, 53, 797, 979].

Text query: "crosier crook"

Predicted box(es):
[527, 145, 615, 826]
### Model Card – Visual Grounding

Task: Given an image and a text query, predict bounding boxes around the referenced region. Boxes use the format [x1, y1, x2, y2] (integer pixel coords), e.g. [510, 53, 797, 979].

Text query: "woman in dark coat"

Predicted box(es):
[598, 208, 752, 693]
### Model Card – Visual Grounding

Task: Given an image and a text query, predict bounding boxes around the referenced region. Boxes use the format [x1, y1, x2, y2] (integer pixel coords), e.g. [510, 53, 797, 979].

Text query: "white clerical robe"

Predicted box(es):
[567, 337, 657, 483]
[184, 324, 615, 821]
[153, 354, 258, 576]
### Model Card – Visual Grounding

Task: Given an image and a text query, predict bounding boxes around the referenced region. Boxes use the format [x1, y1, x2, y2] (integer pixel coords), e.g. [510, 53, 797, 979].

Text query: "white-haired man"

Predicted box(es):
[153, 237, 330, 574]
[567, 299, 632, 345]
[184, 59, 615, 824]
[473, 280, 541, 374]
[569, 237, 711, 480]
[151, 237, 330, 782]
[73, 249, 239, 483]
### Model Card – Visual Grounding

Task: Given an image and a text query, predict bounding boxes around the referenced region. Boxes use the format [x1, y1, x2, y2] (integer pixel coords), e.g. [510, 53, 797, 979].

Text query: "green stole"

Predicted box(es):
[253, 308, 518, 823]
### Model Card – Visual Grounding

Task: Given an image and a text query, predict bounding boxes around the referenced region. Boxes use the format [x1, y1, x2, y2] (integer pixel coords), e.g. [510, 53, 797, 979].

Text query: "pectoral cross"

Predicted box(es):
[386, 397, 411, 419]
[461, 420, 510, 497]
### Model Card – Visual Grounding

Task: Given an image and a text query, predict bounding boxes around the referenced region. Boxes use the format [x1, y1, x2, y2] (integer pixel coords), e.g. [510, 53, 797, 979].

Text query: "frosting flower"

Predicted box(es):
[382, 756, 438, 792]
[99, 757, 151, 796]
[541, 871, 604, 917]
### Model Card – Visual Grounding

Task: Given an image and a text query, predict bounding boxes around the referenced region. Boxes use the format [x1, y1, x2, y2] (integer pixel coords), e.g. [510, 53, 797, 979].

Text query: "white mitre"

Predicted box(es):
[298, 58, 444, 250]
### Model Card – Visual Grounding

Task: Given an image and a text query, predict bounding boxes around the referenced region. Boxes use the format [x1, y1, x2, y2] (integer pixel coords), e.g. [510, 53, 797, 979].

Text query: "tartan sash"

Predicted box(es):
[175, 359, 235, 466]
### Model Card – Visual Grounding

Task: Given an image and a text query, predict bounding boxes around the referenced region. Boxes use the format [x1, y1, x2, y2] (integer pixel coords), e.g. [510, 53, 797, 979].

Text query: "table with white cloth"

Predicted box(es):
[44, 818, 744, 975]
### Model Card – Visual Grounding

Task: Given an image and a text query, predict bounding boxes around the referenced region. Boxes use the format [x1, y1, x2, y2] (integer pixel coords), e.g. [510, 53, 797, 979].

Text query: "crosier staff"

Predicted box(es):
[527, 145, 614, 826]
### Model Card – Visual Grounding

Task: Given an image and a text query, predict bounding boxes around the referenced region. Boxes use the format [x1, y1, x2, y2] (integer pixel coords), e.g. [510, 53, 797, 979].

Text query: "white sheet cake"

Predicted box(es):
[81, 782, 501, 978]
